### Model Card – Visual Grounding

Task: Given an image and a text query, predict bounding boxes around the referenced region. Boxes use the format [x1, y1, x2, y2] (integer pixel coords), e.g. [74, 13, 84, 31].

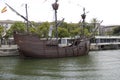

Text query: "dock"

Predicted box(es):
[0, 45, 19, 56]
[90, 36, 120, 50]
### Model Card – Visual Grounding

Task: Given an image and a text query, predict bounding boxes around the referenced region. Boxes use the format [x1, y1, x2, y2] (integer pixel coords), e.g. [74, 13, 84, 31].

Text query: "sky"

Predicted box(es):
[0, 0, 120, 26]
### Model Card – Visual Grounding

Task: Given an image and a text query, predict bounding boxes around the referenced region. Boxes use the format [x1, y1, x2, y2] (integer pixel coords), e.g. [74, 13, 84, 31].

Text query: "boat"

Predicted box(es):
[13, 33, 90, 58]
[6, 0, 90, 58]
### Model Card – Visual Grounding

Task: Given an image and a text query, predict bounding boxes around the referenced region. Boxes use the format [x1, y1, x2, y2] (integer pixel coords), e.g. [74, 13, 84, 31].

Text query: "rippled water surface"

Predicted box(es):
[0, 50, 120, 80]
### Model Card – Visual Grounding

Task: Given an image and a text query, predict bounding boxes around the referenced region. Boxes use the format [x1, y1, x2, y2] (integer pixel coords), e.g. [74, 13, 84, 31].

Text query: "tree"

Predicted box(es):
[11, 21, 26, 32]
[70, 27, 81, 37]
[4, 29, 12, 39]
[90, 18, 99, 23]
[89, 18, 102, 36]
[112, 26, 120, 35]
[0, 25, 4, 38]
[84, 28, 91, 37]
[58, 27, 69, 38]
[0, 25, 4, 45]
[29, 27, 36, 34]
[4, 21, 26, 39]
[36, 22, 50, 38]
[60, 22, 68, 29]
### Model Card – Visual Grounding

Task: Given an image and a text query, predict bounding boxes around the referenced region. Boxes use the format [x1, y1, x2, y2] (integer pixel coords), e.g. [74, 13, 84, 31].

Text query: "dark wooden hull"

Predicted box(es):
[13, 33, 90, 58]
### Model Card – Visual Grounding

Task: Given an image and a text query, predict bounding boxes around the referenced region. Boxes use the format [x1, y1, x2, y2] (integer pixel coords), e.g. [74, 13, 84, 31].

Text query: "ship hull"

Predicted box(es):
[13, 33, 90, 58]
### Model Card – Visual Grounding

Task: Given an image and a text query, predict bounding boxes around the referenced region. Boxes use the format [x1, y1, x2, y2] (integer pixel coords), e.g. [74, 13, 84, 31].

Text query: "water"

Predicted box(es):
[0, 50, 120, 80]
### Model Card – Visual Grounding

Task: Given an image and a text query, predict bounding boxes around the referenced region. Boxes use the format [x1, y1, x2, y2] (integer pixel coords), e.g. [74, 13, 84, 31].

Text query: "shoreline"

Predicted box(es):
[0, 45, 19, 57]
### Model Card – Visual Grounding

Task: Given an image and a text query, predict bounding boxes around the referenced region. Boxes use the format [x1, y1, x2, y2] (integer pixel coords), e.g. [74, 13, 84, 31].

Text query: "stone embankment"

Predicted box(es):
[0, 45, 19, 56]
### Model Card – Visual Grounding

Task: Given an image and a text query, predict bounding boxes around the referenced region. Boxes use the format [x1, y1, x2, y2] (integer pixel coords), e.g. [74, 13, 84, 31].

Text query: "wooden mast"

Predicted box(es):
[81, 8, 86, 37]
[52, 0, 59, 40]
[25, 4, 29, 33]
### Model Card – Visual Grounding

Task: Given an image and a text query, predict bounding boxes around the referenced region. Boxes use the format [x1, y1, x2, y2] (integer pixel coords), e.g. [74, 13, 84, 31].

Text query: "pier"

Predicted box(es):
[90, 36, 120, 50]
[0, 45, 19, 56]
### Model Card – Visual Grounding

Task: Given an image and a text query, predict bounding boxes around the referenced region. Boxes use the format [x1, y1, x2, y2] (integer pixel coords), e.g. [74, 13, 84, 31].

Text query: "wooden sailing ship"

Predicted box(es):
[6, 0, 90, 58]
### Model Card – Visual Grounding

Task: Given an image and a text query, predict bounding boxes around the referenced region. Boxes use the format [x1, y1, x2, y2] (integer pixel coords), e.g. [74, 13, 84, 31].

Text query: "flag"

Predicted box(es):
[1, 6, 7, 13]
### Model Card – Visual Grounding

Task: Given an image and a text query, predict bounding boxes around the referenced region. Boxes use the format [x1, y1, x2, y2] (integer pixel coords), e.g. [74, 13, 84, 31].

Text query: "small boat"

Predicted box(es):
[6, 0, 90, 58]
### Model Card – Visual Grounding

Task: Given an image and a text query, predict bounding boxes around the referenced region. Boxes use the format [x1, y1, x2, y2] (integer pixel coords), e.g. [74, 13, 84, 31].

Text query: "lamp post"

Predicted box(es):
[52, 0, 59, 40]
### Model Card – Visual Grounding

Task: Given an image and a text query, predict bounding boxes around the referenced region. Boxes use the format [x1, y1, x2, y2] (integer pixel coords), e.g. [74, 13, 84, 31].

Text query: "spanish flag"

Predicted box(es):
[1, 6, 7, 13]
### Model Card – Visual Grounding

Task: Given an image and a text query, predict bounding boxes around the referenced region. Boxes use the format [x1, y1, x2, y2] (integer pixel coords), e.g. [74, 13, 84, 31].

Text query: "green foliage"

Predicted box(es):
[4, 29, 12, 39]
[57, 22, 91, 38]
[113, 26, 120, 35]
[60, 22, 68, 28]
[11, 21, 26, 32]
[4, 21, 26, 38]
[70, 27, 81, 37]
[58, 27, 69, 38]
[84, 28, 91, 37]
[29, 27, 36, 34]
[36, 22, 50, 38]
[0, 25, 4, 38]
[66, 23, 82, 37]
[5, 21, 94, 39]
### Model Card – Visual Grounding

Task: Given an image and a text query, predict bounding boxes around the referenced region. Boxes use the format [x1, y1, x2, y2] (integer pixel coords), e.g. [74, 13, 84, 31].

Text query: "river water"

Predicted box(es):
[0, 50, 120, 80]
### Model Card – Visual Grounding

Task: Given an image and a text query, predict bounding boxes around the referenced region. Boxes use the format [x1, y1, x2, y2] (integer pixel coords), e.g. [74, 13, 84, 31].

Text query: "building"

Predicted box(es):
[90, 36, 120, 50]
[98, 25, 120, 36]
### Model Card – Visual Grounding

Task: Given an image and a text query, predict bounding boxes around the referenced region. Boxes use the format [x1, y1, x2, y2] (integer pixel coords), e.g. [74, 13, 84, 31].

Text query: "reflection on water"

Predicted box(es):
[0, 50, 120, 80]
